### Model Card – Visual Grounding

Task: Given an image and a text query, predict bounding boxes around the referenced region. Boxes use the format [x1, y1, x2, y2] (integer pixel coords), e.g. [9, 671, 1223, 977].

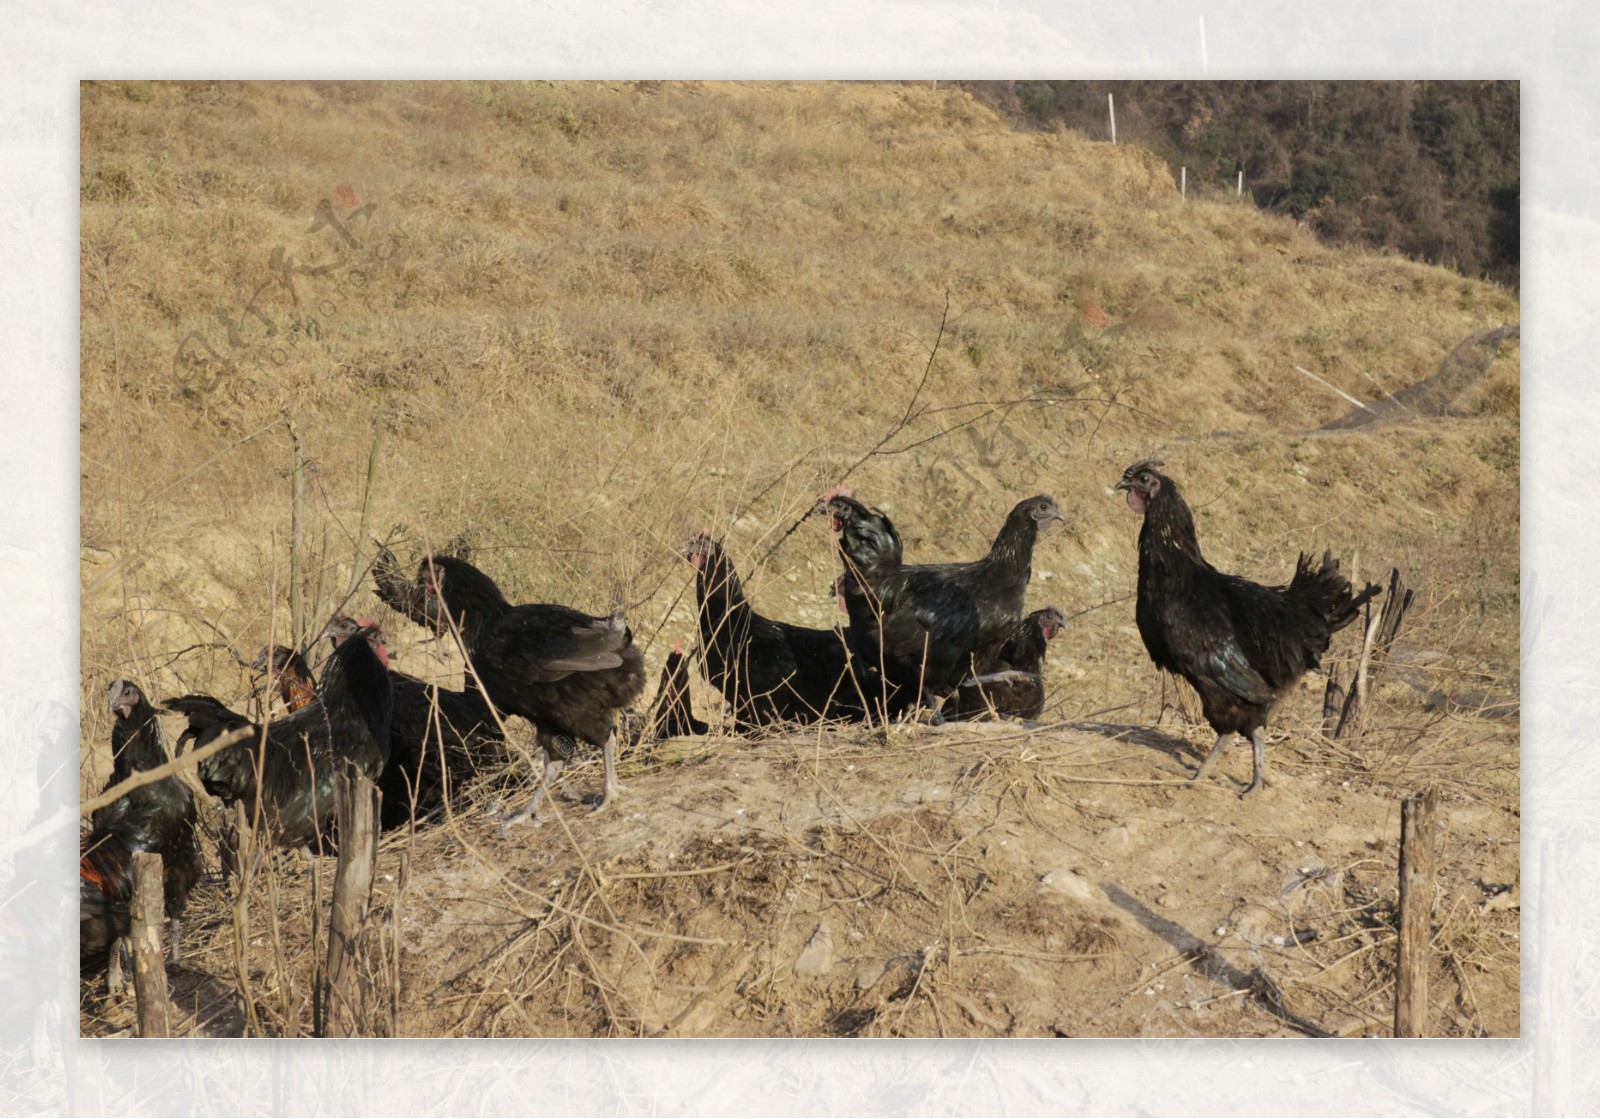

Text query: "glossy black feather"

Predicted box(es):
[326, 616, 505, 832]
[1122, 463, 1381, 737]
[379, 669, 502, 830]
[643, 645, 708, 740]
[910, 494, 1065, 672]
[418, 555, 646, 755]
[948, 606, 1067, 721]
[164, 628, 394, 850]
[81, 681, 203, 969]
[826, 496, 981, 716]
[686, 534, 867, 728]
[372, 543, 440, 632]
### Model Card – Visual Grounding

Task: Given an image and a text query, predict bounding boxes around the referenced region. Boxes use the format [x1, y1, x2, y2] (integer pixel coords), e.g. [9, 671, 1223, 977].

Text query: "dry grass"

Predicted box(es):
[76, 80, 1519, 1038]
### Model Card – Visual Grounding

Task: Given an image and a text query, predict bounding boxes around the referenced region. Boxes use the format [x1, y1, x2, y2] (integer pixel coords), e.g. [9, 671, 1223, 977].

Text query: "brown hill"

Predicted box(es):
[79, 80, 1518, 1038]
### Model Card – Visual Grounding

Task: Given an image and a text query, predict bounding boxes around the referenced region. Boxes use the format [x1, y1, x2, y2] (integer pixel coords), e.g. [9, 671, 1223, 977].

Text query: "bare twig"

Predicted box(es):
[756, 292, 951, 563]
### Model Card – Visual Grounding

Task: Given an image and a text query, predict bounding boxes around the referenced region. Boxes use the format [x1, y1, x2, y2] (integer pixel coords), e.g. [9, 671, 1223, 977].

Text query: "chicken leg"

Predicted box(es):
[592, 731, 622, 815]
[504, 754, 566, 826]
[1189, 731, 1232, 784]
[106, 937, 128, 998]
[1240, 727, 1270, 797]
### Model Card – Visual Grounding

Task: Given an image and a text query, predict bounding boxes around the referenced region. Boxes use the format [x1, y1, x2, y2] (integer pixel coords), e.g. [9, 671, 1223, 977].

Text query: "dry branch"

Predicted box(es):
[1332, 568, 1413, 741]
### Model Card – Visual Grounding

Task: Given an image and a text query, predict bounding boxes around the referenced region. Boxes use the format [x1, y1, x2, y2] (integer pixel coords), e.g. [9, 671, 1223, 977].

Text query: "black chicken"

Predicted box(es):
[165, 618, 394, 847]
[822, 494, 980, 720]
[415, 555, 647, 822]
[949, 605, 1068, 721]
[912, 493, 1066, 672]
[81, 681, 204, 980]
[684, 532, 868, 728]
[325, 615, 503, 831]
[1116, 459, 1381, 795]
[642, 639, 709, 741]
[372, 541, 439, 632]
[251, 644, 316, 714]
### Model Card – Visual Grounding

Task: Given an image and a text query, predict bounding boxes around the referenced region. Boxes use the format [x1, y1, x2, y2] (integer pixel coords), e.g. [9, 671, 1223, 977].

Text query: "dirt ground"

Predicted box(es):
[80, 643, 1520, 1039]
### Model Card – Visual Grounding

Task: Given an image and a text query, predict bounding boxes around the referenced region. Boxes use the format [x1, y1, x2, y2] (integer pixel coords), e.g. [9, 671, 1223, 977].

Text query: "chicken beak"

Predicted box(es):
[1113, 478, 1133, 492]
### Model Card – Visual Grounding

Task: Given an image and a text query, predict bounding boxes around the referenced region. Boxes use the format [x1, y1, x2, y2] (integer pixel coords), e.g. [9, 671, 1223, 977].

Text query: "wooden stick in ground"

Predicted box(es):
[1395, 786, 1438, 1037]
[129, 851, 171, 1038]
[1338, 593, 1382, 741]
[1372, 568, 1414, 660]
[1337, 568, 1412, 741]
[1324, 553, 1359, 737]
[322, 767, 381, 1037]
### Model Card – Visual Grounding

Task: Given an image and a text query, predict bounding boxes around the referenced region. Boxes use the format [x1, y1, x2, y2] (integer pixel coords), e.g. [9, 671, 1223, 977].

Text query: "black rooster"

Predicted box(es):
[1116, 459, 1380, 795]
[415, 555, 647, 822]
[81, 681, 204, 981]
[325, 615, 503, 831]
[823, 494, 980, 721]
[642, 639, 709, 741]
[165, 619, 394, 847]
[684, 532, 868, 728]
[949, 605, 1068, 721]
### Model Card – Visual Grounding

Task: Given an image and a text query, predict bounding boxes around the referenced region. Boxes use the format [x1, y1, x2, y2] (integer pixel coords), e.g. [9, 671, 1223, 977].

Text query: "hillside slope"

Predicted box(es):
[78, 80, 1519, 1038]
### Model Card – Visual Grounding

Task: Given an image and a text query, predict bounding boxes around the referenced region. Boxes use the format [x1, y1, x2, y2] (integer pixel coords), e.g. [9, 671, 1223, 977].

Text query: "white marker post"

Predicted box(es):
[1237, 170, 1244, 196]
[1181, 167, 1187, 202]
[1108, 93, 1116, 144]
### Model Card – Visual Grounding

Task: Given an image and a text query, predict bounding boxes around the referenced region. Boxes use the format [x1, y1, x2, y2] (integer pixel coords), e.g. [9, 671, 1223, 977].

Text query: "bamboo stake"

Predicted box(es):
[129, 851, 171, 1038]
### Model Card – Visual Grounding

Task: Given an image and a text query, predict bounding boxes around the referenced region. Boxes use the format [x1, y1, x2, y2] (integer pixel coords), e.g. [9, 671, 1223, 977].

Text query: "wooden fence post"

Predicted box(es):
[1395, 786, 1438, 1037]
[129, 851, 171, 1038]
[320, 767, 381, 1037]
